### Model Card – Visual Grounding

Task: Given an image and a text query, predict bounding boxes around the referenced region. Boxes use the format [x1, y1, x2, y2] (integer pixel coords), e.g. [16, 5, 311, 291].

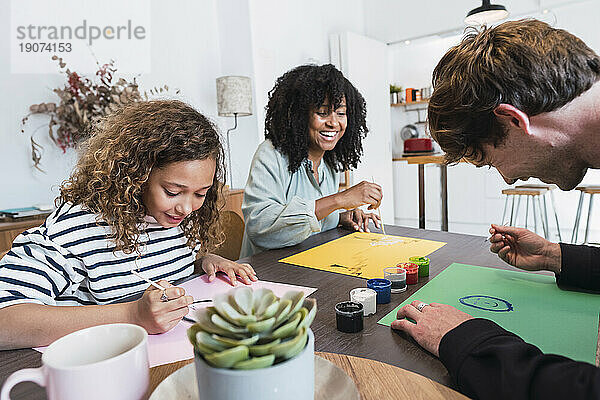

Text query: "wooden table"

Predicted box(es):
[393, 155, 448, 231]
[147, 352, 468, 399]
[0, 225, 532, 399]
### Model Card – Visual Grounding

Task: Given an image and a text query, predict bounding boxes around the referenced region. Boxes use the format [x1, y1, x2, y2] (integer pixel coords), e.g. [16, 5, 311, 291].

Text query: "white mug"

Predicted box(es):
[1, 323, 149, 400]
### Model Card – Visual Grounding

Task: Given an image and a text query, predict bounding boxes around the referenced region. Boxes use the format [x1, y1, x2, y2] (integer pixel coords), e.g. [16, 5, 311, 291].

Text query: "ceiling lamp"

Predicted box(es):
[464, 0, 509, 25]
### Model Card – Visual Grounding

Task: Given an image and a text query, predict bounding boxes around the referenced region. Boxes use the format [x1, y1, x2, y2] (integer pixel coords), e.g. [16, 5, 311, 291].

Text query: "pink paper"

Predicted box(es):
[36, 276, 317, 367]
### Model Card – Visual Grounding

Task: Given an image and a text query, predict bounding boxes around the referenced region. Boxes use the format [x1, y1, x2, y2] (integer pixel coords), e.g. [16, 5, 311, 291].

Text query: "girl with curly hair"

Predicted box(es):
[241, 64, 383, 257]
[0, 100, 256, 349]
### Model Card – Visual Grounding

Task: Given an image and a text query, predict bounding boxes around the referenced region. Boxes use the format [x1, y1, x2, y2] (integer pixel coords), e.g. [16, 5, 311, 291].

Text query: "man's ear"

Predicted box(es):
[493, 104, 531, 135]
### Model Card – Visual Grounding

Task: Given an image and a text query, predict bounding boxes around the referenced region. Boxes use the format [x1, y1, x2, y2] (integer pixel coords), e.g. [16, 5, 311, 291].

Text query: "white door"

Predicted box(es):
[330, 32, 395, 223]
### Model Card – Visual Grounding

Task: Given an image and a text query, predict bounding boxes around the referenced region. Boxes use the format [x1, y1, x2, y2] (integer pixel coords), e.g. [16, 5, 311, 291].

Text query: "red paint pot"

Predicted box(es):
[398, 262, 419, 285]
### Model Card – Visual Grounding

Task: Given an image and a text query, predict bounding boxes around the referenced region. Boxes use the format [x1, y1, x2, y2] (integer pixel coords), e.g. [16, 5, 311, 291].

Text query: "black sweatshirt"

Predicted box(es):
[438, 243, 600, 400]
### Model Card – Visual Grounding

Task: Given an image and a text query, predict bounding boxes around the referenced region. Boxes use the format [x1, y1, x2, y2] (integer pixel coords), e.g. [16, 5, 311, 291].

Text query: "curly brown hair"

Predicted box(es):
[428, 19, 600, 164]
[59, 100, 226, 255]
[265, 64, 368, 173]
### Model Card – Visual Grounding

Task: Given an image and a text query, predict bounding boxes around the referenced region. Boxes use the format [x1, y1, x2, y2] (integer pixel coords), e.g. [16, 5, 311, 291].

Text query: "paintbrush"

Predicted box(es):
[372, 176, 386, 236]
[377, 205, 386, 236]
[192, 299, 212, 304]
[131, 269, 210, 304]
[484, 221, 511, 244]
[131, 269, 168, 291]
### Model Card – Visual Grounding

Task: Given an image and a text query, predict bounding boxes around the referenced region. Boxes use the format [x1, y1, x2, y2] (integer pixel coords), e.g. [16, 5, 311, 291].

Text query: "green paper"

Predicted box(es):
[378, 263, 600, 364]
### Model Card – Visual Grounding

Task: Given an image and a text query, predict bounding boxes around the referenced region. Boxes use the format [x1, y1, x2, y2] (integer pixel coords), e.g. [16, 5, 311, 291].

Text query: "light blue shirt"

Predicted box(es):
[240, 140, 341, 257]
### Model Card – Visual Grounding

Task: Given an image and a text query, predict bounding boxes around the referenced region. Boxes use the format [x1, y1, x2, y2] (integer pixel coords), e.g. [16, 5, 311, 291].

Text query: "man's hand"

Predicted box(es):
[489, 224, 561, 274]
[391, 300, 473, 357]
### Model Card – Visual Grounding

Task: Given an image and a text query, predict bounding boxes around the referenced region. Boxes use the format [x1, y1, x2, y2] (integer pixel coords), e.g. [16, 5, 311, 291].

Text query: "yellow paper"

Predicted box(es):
[279, 232, 446, 279]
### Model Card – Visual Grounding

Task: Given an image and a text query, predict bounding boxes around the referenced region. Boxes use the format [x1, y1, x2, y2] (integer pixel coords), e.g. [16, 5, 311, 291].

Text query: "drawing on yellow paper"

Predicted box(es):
[279, 232, 446, 279]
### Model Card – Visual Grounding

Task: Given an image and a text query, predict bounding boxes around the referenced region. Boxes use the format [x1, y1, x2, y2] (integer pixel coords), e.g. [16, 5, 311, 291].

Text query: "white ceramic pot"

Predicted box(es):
[194, 329, 315, 400]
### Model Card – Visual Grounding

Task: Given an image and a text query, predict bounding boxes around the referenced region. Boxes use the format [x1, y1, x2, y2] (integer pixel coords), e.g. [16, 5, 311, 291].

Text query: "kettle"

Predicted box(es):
[400, 124, 419, 140]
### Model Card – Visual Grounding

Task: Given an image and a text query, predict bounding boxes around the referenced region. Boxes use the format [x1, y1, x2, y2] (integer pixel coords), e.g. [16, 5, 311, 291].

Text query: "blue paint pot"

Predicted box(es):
[366, 278, 392, 304]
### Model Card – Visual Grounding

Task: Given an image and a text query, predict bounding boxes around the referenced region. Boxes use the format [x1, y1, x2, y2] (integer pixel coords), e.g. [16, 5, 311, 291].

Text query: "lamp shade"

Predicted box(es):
[465, 0, 508, 25]
[216, 76, 252, 117]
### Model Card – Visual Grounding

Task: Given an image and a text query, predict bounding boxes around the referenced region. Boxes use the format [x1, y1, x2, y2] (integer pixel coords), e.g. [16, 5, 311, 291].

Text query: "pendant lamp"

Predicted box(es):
[465, 0, 509, 25]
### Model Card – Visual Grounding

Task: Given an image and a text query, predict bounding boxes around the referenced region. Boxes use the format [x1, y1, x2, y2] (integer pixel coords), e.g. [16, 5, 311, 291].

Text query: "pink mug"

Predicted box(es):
[1, 323, 149, 400]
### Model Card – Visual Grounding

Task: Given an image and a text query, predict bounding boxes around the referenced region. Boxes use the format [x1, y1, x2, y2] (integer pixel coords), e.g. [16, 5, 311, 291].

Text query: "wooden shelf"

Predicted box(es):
[391, 100, 429, 107]
[393, 154, 446, 164]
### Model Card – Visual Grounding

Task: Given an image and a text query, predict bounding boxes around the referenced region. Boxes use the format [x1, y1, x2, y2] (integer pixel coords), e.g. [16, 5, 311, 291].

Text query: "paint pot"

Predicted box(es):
[398, 263, 419, 285]
[335, 301, 364, 333]
[409, 256, 430, 277]
[383, 266, 407, 293]
[350, 288, 377, 316]
[366, 278, 392, 304]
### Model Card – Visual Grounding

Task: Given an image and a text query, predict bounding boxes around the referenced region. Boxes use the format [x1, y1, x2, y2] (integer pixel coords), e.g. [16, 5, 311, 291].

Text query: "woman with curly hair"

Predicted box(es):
[0, 100, 256, 349]
[241, 64, 383, 257]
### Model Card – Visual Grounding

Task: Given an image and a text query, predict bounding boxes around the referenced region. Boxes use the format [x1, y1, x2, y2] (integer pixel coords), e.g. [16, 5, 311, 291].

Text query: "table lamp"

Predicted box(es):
[216, 76, 253, 188]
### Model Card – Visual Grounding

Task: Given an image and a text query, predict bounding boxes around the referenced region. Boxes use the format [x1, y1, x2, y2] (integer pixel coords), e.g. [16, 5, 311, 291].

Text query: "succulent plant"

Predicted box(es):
[187, 287, 317, 370]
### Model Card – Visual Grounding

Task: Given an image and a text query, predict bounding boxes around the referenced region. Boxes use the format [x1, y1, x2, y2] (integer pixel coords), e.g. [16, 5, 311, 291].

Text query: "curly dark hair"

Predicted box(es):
[428, 19, 600, 164]
[264, 64, 368, 173]
[59, 100, 226, 255]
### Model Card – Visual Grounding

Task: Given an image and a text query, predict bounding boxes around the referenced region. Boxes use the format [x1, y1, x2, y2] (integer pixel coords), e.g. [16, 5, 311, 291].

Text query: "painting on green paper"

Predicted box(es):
[378, 263, 600, 364]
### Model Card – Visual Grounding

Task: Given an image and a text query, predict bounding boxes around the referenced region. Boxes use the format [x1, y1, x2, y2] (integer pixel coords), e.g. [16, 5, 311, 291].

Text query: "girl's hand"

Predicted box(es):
[132, 280, 193, 334]
[339, 209, 381, 233]
[201, 253, 258, 286]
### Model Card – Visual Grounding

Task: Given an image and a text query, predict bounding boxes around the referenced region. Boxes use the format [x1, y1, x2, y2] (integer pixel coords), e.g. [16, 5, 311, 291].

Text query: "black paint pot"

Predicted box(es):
[335, 301, 364, 333]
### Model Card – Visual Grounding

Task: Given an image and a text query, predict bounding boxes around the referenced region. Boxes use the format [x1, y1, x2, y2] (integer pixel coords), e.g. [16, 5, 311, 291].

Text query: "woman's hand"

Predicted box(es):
[339, 209, 381, 232]
[488, 224, 561, 273]
[132, 280, 193, 334]
[201, 253, 258, 286]
[338, 181, 383, 210]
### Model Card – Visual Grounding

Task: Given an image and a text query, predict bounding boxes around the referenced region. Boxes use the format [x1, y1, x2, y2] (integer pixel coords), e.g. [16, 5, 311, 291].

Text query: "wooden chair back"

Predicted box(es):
[213, 211, 245, 261]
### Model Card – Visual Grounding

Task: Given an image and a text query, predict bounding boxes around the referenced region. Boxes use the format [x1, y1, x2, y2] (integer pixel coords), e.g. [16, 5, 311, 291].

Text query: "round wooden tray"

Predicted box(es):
[147, 352, 467, 400]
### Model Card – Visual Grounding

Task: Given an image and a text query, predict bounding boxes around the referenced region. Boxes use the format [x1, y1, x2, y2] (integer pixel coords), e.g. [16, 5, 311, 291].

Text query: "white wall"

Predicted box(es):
[1, 0, 224, 209]
[7, 0, 597, 242]
[1, 1, 73, 210]
[331, 31, 395, 223]
[2, 0, 368, 209]
[364, 0, 594, 44]
[215, 0, 260, 189]
[383, 0, 600, 242]
[247, 0, 365, 145]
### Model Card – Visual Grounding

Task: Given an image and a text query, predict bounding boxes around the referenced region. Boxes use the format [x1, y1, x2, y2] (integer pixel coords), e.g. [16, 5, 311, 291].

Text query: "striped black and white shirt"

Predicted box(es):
[0, 202, 196, 308]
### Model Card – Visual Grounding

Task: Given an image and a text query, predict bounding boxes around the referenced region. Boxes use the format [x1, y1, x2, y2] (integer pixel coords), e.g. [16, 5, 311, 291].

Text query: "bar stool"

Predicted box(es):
[501, 188, 549, 238]
[516, 184, 562, 241]
[571, 185, 600, 244]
